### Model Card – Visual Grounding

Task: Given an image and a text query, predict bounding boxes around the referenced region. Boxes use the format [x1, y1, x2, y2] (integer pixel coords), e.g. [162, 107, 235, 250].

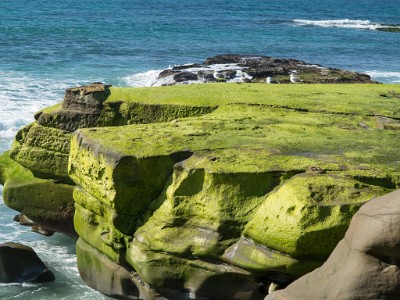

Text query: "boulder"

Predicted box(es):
[0, 242, 54, 283]
[266, 189, 400, 300]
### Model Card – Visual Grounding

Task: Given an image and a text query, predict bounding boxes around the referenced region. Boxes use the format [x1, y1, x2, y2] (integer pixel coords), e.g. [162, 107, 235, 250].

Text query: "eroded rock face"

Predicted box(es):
[3, 83, 216, 237]
[0, 242, 55, 283]
[266, 189, 400, 300]
[152, 54, 377, 86]
[2, 82, 400, 299]
[67, 84, 400, 299]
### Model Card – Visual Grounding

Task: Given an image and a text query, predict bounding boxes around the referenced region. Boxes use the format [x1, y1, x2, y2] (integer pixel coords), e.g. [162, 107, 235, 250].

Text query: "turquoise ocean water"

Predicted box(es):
[0, 0, 399, 298]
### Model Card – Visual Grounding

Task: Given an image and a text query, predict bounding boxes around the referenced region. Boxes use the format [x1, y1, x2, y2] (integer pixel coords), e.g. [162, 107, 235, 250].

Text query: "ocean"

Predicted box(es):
[0, 0, 399, 298]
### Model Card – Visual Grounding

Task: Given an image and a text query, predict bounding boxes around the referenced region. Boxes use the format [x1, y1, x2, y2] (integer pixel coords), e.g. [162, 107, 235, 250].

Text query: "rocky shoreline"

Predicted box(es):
[151, 54, 377, 86]
[0, 57, 399, 299]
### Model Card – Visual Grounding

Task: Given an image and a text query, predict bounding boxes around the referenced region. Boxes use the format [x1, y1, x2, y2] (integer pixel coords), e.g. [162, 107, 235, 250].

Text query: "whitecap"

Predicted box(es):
[293, 19, 400, 31]
[119, 69, 163, 87]
[0, 70, 81, 149]
[365, 70, 400, 83]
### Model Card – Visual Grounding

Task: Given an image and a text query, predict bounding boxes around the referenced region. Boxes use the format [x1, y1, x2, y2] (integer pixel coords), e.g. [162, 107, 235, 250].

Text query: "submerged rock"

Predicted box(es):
[151, 54, 378, 86]
[0, 242, 55, 283]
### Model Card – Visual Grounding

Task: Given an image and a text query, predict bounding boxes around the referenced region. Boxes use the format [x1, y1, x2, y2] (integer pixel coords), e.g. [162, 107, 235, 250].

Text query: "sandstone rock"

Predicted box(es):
[0, 242, 55, 283]
[0, 151, 76, 237]
[5, 83, 216, 237]
[66, 84, 400, 299]
[266, 189, 400, 300]
[2, 83, 400, 299]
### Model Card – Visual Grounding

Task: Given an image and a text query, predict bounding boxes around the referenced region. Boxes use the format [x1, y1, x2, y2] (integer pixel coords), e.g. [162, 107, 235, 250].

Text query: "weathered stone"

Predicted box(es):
[66, 84, 400, 299]
[266, 189, 400, 300]
[0, 151, 76, 237]
[76, 238, 141, 299]
[4, 83, 217, 237]
[0, 242, 55, 283]
[2, 83, 400, 299]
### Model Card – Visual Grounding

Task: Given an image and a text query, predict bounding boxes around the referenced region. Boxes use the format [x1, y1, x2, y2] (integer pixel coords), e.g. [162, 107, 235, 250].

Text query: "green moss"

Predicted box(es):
[106, 84, 400, 118]
[10, 123, 72, 182]
[6, 83, 400, 293]
[126, 238, 258, 296]
[72, 103, 400, 175]
[0, 151, 37, 185]
[0, 151, 75, 235]
[131, 154, 300, 259]
[222, 237, 322, 277]
[243, 173, 390, 257]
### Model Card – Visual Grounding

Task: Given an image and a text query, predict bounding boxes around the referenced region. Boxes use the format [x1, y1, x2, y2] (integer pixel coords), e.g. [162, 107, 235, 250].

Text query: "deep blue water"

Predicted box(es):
[0, 0, 399, 298]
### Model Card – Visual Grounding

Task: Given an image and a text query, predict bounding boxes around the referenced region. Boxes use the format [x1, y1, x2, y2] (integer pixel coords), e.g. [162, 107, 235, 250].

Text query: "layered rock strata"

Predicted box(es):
[1, 82, 400, 299]
[2, 83, 216, 237]
[68, 84, 399, 299]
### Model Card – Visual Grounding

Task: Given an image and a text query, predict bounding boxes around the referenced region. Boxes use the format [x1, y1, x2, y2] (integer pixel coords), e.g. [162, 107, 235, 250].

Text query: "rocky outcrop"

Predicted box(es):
[1, 82, 400, 299]
[67, 84, 399, 299]
[0, 151, 75, 237]
[0, 242, 55, 283]
[152, 54, 377, 86]
[266, 189, 400, 300]
[4, 83, 216, 237]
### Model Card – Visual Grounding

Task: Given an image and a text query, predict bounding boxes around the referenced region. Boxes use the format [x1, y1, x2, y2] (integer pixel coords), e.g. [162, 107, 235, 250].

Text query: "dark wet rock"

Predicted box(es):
[0, 242, 55, 283]
[266, 189, 400, 300]
[173, 71, 198, 82]
[152, 54, 378, 86]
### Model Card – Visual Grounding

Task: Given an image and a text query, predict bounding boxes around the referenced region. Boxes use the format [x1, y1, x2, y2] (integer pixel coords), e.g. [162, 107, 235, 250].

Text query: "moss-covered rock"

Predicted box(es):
[0, 151, 76, 237]
[2, 83, 400, 299]
[5, 83, 217, 238]
[65, 83, 400, 299]
[10, 123, 73, 182]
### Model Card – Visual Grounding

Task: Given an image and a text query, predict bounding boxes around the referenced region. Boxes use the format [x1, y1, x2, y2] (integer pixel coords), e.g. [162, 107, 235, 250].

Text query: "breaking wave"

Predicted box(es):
[293, 19, 400, 31]
[365, 70, 400, 83]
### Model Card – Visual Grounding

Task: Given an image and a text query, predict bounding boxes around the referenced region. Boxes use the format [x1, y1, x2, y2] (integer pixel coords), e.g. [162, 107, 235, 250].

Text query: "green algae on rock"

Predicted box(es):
[2, 82, 400, 299]
[0, 151, 76, 237]
[64, 83, 400, 299]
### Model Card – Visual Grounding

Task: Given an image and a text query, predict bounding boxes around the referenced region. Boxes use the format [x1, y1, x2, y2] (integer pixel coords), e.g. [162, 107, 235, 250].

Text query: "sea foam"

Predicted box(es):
[293, 19, 400, 31]
[0, 71, 80, 144]
[365, 71, 400, 83]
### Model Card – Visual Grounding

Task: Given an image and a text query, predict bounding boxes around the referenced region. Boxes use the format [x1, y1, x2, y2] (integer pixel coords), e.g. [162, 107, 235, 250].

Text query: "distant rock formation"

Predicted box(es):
[266, 189, 400, 300]
[152, 54, 377, 86]
[0, 242, 54, 283]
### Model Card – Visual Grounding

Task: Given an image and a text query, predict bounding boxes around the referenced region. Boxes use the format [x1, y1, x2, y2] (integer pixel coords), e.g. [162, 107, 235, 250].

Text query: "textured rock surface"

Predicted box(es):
[2, 82, 400, 299]
[0, 242, 55, 283]
[152, 54, 377, 86]
[266, 189, 400, 300]
[67, 84, 399, 299]
[0, 151, 76, 237]
[5, 83, 216, 237]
